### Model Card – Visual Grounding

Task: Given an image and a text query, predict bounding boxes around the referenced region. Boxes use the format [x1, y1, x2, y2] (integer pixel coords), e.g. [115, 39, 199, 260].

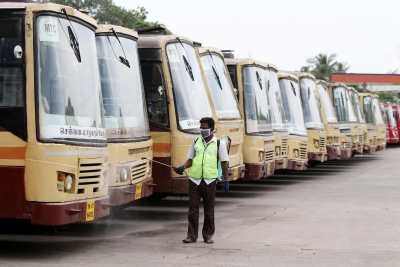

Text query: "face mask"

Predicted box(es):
[200, 128, 211, 139]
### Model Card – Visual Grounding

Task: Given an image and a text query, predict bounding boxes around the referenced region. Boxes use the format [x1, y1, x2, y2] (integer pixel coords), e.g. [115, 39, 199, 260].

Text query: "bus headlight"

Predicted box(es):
[258, 151, 264, 162]
[313, 139, 319, 148]
[64, 174, 73, 192]
[342, 142, 346, 149]
[120, 168, 128, 182]
[327, 137, 333, 144]
[293, 149, 299, 158]
[275, 146, 281, 156]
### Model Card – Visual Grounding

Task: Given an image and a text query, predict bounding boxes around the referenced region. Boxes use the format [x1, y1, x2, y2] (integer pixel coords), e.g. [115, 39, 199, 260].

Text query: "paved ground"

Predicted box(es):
[1, 146, 400, 266]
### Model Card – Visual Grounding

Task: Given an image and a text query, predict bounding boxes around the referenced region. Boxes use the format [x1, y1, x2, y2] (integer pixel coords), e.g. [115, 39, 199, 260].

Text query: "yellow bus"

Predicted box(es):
[0, 2, 110, 225]
[95, 25, 153, 207]
[265, 64, 289, 170]
[137, 30, 219, 195]
[347, 87, 366, 154]
[371, 95, 386, 150]
[328, 83, 352, 159]
[196, 47, 245, 180]
[297, 74, 327, 166]
[316, 80, 341, 160]
[358, 93, 377, 152]
[277, 73, 308, 170]
[225, 58, 275, 179]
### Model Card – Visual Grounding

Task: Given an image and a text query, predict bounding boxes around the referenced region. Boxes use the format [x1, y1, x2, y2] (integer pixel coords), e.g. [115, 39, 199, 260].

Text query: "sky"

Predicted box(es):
[114, 0, 400, 74]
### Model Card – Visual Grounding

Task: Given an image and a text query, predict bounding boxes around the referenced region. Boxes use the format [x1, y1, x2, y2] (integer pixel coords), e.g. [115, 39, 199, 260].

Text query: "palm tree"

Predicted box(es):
[336, 62, 350, 73]
[306, 53, 338, 81]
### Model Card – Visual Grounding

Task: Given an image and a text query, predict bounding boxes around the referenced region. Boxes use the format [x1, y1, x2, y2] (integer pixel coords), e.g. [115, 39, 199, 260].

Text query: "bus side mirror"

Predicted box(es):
[158, 86, 164, 95]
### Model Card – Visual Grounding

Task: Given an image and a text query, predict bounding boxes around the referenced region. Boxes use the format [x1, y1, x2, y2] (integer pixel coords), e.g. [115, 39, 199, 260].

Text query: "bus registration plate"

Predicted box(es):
[135, 183, 142, 200]
[86, 201, 95, 221]
[233, 168, 239, 181]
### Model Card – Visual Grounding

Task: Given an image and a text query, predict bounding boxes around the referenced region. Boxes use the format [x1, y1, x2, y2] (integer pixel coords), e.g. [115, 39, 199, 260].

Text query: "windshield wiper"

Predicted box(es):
[253, 63, 262, 89]
[60, 8, 81, 62]
[207, 51, 222, 90]
[107, 28, 130, 68]
[177, 37, 194, 81]
[290, 81, 296, 96]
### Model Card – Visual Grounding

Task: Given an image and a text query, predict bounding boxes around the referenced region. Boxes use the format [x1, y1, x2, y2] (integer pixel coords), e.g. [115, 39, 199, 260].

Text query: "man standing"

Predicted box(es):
[174, 117, 229, 244]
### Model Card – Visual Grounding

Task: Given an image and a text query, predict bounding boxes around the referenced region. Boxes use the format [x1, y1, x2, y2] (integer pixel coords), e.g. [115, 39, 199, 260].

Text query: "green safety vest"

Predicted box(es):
[190, 138, 218, 179]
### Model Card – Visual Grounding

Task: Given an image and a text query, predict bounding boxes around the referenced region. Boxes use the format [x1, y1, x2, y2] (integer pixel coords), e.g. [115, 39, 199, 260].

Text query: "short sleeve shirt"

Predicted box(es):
[187, 136, 229, 185]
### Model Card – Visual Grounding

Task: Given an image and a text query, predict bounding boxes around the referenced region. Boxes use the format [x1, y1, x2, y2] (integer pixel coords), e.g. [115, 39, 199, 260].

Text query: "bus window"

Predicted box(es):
[141, 62, 169, 127]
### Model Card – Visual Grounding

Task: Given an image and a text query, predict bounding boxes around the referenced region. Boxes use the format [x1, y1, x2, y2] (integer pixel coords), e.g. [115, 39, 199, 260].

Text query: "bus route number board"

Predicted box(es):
[135, 183, 142, 200]
[86, 201, 95, 221]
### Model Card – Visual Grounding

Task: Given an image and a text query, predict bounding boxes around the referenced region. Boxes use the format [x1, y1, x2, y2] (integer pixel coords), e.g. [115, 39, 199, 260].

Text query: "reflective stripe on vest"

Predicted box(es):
[190, 138, 218, 179]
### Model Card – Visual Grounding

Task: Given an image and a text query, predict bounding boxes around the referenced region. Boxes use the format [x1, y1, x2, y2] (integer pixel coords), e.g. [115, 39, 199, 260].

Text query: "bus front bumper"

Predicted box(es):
[274, 157, 288, 170]
[326, 145, 340, 160]
[308, 152, 327, 163]
[244, 162, 274, 180]
[108, 177, 154, 207]
[31, 195, 110, 226]
[363, 144, 377, 153]
[287, 159, 307, 171]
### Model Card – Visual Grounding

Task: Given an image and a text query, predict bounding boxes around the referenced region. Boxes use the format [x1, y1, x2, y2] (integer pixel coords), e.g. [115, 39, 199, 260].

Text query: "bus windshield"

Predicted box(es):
[344, 90, 358, 123]
[267, 69, 287, 131]
[96, 35, 150, 141]
[299, 77, 324, 130]
[200, 53, 240, 120]
[278, 78, 307, 136]
[372, 98, 384, 124]
[317, 83, 337, 123]
[386, 105, 396, 125]
[166, 42, 212, 133]
[349, 90, 365, 123]
[36, 15, 105, 144]
[363, 96, 375, 125]
[242, 65, 272, 134]
[332, 86, 350, 129]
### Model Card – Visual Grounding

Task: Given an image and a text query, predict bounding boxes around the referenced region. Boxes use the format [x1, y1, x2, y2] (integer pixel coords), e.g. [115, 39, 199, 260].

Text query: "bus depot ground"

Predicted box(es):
[1, 147, 400, 266]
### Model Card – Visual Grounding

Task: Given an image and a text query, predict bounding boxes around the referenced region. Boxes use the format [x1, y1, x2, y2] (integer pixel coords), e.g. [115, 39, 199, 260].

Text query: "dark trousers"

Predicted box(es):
[187, 179, 216, 241]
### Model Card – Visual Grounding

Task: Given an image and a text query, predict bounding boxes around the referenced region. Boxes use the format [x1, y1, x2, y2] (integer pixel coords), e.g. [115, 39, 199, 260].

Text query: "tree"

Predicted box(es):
[372, 91, 397, 104]
[306, 53, 338, 81]
[41, 0, 172, 33]
[336, 62, 350, 73]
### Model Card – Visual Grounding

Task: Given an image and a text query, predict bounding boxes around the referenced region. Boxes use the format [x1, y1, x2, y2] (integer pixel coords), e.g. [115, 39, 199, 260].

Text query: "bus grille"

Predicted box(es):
[300, 141, 308, 159]
[131, 162, 147, 182]
[334, 137, 339, 144]
[320, 137, 326, 151]
[359, 134, 363, 143]
[373, 136, 377, 145]
[281, 138, 288, 156]
[346, 141, 351, 149]
[77, 158, 103, 194]
[229, 144, 239, 156]
[363, 133, 367, 143]
[265, 149, 274, 163]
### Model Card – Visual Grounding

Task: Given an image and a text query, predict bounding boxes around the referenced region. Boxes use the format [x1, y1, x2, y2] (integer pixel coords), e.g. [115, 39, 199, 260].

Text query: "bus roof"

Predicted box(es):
[137, 35, 193, 49]
[277, 72, 299, 82]
[96, 24, 138, 38]
[225, 58, 278, 72]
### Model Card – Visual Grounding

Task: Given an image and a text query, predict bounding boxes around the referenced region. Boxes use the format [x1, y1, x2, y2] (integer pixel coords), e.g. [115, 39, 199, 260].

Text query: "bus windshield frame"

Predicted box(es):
[200, 52, 241, 120]
[96, 34, 150, 142]
[35, 13, 106, 146]
[372, 98, 384, 124]
[266, 69, 287, 131]
[363, 96, 375, 125]
[166, 41, 212, 134]
[242, 64, 273, 135]
[278, 78, 307, 136]
[317, 83, 338, 123]
[332, 86, 350, 130]
[349, 90, 366, 124]
[299, 77, 324, 130]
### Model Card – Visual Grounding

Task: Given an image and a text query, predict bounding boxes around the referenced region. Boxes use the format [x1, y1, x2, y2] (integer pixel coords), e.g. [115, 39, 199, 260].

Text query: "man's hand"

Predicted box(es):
[222, 180, 229, 194]
[173, 165, 185, 175]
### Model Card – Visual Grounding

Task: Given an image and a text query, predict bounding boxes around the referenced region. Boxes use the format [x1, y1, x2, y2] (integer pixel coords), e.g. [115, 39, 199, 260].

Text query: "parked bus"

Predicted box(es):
[341, 85, 362, 156]
[95, 25, 153, 207]
[277, 73, 308, 170]
[137, 29, 227, 195]
[391, 105, 400, 142]
[265, 64, 289, 170]
[371, 95, 386, 150]
[358, 93, 377, 152]
[0, 2, 110, 225]
[297, 74, 327, 165]
[347, 87, 366, 154]
[196, 47, 245, 180]
[327, 83, 352, 159]
[225, 58, 275, 179]
[316, 80, 341, 160]
[383, 104, 398, 143]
